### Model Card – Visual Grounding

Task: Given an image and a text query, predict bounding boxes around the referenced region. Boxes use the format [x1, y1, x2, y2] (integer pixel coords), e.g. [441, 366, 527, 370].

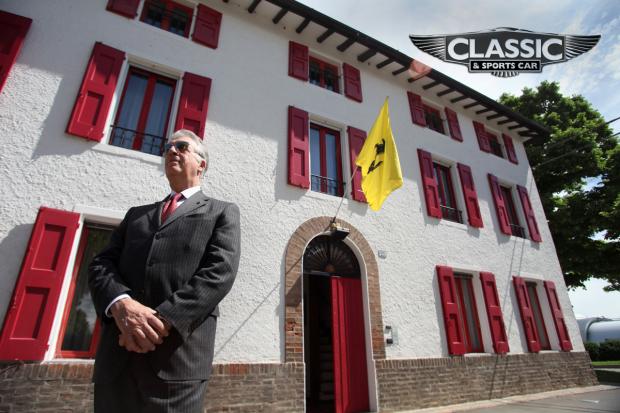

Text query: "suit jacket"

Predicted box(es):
[88, 191, 240, 382]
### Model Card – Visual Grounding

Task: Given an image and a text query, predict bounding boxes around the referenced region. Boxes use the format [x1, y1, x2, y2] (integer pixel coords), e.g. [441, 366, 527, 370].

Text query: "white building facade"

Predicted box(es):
[0, 0, 596, 412]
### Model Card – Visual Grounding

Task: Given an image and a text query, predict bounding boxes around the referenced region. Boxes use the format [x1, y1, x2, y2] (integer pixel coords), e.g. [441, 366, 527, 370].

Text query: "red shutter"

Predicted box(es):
[0, 207, 80, 360]
[192, 4, 222, 49]
[174, 72, 212, 138]
[457, 163, 483, 228]
[343, 63, 362, 102]
[516, 185, 542, 242]
[0, 10, 32, 94]
[288, 41, 308, 81]
[66, 42, 125, 141]
[543, 281, 573, 351]
[417, 149, 441, 218]
[502, 134, 518, 164]
[288, 106, 310, 189]
[444, 108, 463, 141]
[436, 266, 466, 356]
[479, 272, 509, 354]
[106, 0, 140, 18]
[513, 276, 541, 353]
[488, 174, 512, 235]
[347, 126, 367, 203]
[407, 92, 426, 126]
[473, 121, 491, 152]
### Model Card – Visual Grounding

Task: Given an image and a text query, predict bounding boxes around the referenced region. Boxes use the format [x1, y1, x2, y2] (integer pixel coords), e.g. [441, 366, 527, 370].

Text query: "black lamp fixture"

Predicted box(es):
[329, 220, 350, 241]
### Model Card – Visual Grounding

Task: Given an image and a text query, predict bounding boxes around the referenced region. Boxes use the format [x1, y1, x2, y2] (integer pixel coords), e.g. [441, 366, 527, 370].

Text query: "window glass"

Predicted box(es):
[424, 106, 445, 134]
[111, 73, 148, 149]
[325, 132, 339, 195]
[310, 127, 321, 192]
[324, 66, 337, 92]
[142, 80, 174, 155]
[527, 282, 550, 349]
[500, 186, 525, 238]
[309, 60, 321, 86]
[141, 0, 192, 38]
[309, 124, 342, 197]
[433, 163, 461, 223]
[169, 6, 189, 35]
[487, 133, 504, 157]
[60, 225, 113, 356]
[455, 275, 483, 353]
[308, 57, 339, 93]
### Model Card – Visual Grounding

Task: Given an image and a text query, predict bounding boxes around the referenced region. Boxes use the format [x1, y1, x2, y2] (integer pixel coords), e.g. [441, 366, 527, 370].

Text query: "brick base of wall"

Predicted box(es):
[0, 353, 597, 412]
[376, 351, 598, 412]
[0, 362, 304, 413]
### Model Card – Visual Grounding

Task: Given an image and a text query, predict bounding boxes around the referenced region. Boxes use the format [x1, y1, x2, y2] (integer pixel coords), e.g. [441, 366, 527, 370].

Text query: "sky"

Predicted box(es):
[300, 0, 620, 318]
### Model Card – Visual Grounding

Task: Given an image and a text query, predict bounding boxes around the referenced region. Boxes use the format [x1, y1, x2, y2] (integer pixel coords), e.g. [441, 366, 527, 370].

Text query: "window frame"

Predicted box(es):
[432, 162, 463, 224]
[139, 0, 194, 38]
[309, 122, 344, 197]
[308, 55, 340, 94]
[499, 185, 526, 238]
[109, 66, 178, 156]
[423, 104, 446, 135]
[454, 273, 485, 353]
[526, 281, 551, 350]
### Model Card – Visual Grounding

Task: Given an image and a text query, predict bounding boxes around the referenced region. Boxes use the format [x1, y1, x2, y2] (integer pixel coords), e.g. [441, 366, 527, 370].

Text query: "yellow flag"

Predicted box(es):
[355, 98, 403, 211]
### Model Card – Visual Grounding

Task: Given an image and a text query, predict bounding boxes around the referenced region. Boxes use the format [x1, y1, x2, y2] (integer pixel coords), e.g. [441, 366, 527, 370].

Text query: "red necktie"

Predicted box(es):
[161, 193, 183, 223]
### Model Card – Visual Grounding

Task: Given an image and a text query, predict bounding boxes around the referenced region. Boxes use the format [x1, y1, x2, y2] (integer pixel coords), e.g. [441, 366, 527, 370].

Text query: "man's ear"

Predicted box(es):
[198, 159, 206, 175]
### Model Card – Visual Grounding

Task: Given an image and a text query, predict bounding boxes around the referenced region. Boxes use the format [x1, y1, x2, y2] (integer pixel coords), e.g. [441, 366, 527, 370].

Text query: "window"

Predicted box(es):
[140, 0, 193, 37]
[433, 163, 462, 223]
[526, 282, 551, 350]
[424, 105, 445, 134]
[110, 67, 177, 156]
[454, 274, 484, 353]
[57, 224, 114, 358]
[310, 124, 343, 196]
[309, 57, 339, 93]
[486, 132, 504, 158]
[500, 186, 525, 238]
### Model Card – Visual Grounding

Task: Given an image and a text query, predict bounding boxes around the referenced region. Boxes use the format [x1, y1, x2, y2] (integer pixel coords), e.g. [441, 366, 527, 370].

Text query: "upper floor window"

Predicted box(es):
[309, 57, 339, 93]
[454, 273, 484, 353]
[310, 124, 343, 197]
[433, 162, 462, 223]
[424, 104, 445, 135]
[486, 131, 504, 158]
[500, 186, 525, 238]
[110, 67, 177, 156]
[140, 0, 193, 37]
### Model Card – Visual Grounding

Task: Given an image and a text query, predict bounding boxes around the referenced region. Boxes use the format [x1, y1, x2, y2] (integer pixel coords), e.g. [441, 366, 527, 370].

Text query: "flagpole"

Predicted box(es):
[331, 164, 360, 225]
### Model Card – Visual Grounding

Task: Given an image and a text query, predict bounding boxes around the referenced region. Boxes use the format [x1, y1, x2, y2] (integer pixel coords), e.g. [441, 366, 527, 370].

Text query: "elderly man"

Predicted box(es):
[89, 129, 241, 413]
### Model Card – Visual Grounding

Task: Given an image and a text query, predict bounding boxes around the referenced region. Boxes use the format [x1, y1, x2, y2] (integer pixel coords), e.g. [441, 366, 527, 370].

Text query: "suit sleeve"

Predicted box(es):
[156, 202, 241, 341]
[88, 208, 134, 319]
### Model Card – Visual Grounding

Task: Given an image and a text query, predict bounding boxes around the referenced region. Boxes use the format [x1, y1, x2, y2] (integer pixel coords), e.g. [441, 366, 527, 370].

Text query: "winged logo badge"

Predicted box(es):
[410, 27, 600, 77]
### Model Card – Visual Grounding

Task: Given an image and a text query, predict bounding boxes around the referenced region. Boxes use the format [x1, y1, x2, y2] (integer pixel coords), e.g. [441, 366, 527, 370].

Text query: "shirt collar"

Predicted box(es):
[169, 186, 202, 200]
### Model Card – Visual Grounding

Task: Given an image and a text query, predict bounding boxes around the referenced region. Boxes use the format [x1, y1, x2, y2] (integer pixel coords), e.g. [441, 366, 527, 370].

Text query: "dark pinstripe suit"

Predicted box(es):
[89, 191, 240, 411]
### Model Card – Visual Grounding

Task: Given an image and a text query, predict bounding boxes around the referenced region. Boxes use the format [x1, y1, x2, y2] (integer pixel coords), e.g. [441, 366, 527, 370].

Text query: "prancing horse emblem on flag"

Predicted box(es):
[368, 139, 386, 174]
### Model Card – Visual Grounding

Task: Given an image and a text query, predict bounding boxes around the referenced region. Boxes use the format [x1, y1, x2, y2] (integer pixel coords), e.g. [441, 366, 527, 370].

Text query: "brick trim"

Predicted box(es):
[284, 216, 385, 362]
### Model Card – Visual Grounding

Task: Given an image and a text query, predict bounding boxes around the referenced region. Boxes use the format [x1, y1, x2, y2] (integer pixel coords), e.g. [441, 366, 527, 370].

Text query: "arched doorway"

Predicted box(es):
[303, 235, 369, 413]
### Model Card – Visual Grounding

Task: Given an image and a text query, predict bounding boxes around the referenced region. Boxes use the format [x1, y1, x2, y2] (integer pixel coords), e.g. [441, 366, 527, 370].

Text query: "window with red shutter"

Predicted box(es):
[513, 276, 541, 353]
[309, 124, 343, 196]
[436, 266, 466, 356]
[110, 67, 177, 156]
[57, 224, 114, 359]
[503, 134, 518, 164]
[192, 4, 222, 49]
[433, 163, 462, 223]
[423, 104, 445, 134]
[473, 121, 491, 153]
[288, 41, 309, 81]
[479, 272, 509, 354]
[347, 126, 367, 203]
[407, 92, 426, 127]
[487, 174, 512, 235]
[0, 208, 80, 361]
[66, 42, 125, 142]
[140, 0, 194, 38]
[457, 163, 483, 228]
[0, 10, 32, 94]
[288, 106, 310, 189]
[526, 281, 551, 350]
[343, 63, 362, 102]
[106, 0, 140, 18]
[454, 273, 484, 353]
[309, 56, 339, 93]
[517, 185, 542, 242]
[444, 108, 463, 141]
[500, 185, 526, 238]
[174, 72, 212, 139]
[543, 281, 573, 351]
[417, 149, 441, 218]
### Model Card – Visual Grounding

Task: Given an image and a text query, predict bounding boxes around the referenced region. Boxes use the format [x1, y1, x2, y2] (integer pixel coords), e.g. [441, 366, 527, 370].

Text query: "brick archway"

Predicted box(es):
[284, 216, 385, 362]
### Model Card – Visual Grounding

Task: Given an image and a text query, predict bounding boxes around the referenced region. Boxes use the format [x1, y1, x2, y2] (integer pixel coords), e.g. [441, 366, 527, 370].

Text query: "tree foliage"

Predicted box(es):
[499, 81, 619, 291]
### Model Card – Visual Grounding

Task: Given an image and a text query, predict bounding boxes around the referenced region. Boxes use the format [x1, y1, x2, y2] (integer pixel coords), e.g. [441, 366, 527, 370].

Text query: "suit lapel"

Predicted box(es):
[159, 191, 209, 230]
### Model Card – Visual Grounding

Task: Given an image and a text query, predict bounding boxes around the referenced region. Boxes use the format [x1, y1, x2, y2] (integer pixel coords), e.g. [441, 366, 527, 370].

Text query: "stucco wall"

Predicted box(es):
[0, 0, 583, 366]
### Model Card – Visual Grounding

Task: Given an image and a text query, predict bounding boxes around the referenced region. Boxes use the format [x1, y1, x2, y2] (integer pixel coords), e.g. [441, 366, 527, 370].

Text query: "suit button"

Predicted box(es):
[148, 259, 155, 266]
[154, 233, 161, 240]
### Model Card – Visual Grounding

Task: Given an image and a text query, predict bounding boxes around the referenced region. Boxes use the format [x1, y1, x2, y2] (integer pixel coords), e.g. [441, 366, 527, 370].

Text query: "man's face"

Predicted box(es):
[164, 136, 205, 181]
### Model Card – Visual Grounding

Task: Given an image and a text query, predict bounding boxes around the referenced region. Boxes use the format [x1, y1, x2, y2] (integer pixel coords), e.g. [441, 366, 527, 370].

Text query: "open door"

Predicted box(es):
[331, 277, 370, 413]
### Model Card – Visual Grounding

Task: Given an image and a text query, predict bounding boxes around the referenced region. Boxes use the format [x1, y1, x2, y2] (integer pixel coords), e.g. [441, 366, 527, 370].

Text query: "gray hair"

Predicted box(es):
[170, 129, 209, 176]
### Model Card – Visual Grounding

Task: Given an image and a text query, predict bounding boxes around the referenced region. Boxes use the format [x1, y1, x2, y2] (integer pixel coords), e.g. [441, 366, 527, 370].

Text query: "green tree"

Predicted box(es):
[499, 81, 619, 291]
